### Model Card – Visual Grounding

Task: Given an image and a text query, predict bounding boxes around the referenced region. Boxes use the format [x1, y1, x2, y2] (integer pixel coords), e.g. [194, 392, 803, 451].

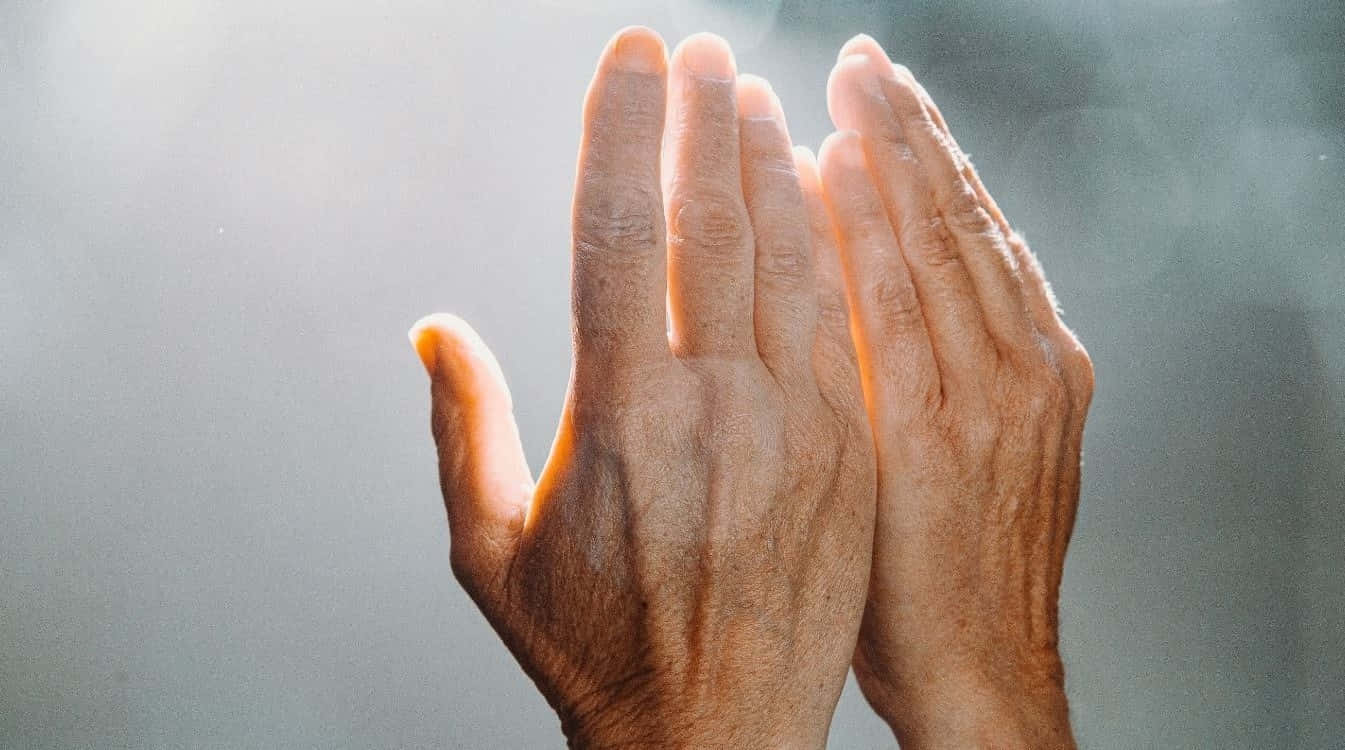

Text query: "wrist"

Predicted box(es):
[565, 721, 823, 750]
[557, 694, 675, 750]
[854, 652, 1074, 750]
[560, 698, 828, 750]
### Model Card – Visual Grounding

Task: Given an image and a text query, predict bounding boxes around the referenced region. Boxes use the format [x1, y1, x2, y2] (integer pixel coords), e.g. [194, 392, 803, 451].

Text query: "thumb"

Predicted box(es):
[409, 313, 532, 593]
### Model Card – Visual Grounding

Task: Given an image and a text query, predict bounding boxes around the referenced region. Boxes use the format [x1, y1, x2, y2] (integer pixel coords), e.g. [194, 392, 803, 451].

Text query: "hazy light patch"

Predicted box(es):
[1009, 106, 1193, 291]
[0, 230, 55, 375]
[1230, 124, 1345, 309]
[724, 24, 846, 148]
[1235, 54, 1315, 133]
[1317, 311, 1345, 381]
[668, 0, 782, 54]
[1031, 0, 1119, 46]
[534, 0, 662, 11]
[1234, 126, 1339, 220]
[43, 1, 220, 139]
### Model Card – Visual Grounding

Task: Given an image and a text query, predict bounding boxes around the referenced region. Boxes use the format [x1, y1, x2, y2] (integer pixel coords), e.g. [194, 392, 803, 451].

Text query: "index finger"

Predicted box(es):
[571, 27, 674, 376]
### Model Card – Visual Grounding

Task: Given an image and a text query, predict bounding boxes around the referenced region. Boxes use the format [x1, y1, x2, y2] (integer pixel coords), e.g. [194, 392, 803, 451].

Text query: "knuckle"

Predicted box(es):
[1024, 369, 1069, 417]
[671, 197, 750, 253]
[942, 185, 995, 235]
[817, 289, 851, 330]
[574, 181, 662, 254]
[703, 411, 762, 456]
[695, 388, 776, 462]
[873, 122, 913, 155]
[935, 405, 996, 456]
[867, 275, 923, 329]
[1061, 338, 1095, 404]
[758, 238, 811, 282]
[903, 215, 962, 268]
[958, 410, 1000, 453]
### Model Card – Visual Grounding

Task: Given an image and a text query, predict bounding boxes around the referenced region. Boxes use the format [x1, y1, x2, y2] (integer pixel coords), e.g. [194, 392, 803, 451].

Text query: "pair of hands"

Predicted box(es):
[411, 27, 1093, 749]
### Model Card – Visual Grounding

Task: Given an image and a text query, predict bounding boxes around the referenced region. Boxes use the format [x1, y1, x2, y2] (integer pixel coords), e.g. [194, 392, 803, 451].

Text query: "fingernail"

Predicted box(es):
[678, 33, 735, 81]
[821, 130, 865, 168]
[611, 26, 665, 74]
[838, 33, 879, 62]
[840, 54, 885, 99]
[736, 74, 780, 120]
[837, 131, 866, 168]
[408, 317, 441, 378]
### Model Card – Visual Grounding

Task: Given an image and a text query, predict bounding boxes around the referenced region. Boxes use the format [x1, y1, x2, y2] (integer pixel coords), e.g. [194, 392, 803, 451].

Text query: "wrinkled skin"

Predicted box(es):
[819, 37, 1093, 749]
[410, 28, 875, 749]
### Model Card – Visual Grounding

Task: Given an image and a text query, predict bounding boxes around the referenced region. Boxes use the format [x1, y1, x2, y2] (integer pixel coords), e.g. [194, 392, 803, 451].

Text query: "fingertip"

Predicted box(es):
[834, 53, 884, 89]
[836, 35, 914, 86]
[607, 25, 667, 74]
[827, 54, 881, 129]
[817, 130, 866, 175]
[736, 73, 781, 120]
[408, 313, 510, 403]
[410, 311, 475, 348]
[409, 313, 458, 378]
[793, 144, 820, 173]
[672, 32, 736, 81]
[410, 313, 532, 575]
[837, 33, 886, 63]
[828, 53, 870, 89]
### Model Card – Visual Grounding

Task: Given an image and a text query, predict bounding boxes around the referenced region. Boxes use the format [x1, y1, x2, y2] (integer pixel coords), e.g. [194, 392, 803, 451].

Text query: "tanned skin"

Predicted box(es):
[412, 29, 875, 749]
[411, 27, 1091, 750]
[822, 36, 1092, 750]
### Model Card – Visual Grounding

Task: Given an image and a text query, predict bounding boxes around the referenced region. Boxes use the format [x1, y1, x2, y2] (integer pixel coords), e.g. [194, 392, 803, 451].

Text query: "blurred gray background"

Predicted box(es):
[2, 0, 1342, 747]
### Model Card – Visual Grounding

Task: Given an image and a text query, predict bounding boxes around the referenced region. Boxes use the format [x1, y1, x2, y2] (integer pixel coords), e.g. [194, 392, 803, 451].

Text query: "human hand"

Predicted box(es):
[816, 36, 1094, 749]
[410, 28, 874, 749]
